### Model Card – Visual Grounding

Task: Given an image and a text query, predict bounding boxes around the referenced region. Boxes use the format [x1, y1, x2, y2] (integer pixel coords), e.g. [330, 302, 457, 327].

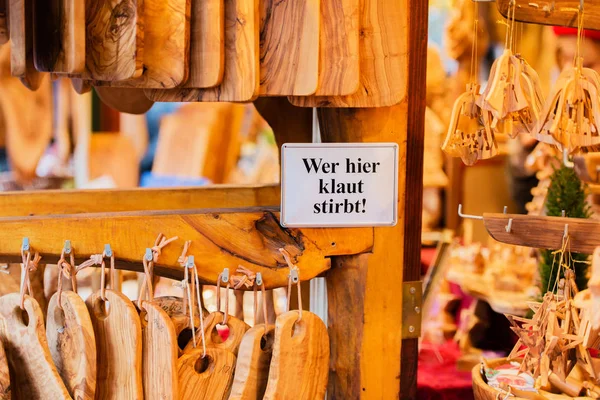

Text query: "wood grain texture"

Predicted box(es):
[46, 291, 96, 400]
[145, 0, 259, 102]
[33, 0, 85, 73]
[0, 185, 280, 217]
[259, 0, 320, 96]
[85, 289, 143, 400]
[229, 324, 274, 400]
[183, 311, 250, 355]
[0, 209, 373, 287]
[94, 87, 154, 114]
[9, 0, 44, 90]
[289, 0, 406, 107]
[94, 0, 191, 88]
[183, 0, 224, 88]
[85, 0, 144, 80]
[497, 0, 599, 29]
[263, 311, 329, 400]
[0, 339, 10, 399]
[0, 0, 8, 45]
[140, 301, 178, 400]
[0, 293, 70, 399]
[177, 347, 236, 400]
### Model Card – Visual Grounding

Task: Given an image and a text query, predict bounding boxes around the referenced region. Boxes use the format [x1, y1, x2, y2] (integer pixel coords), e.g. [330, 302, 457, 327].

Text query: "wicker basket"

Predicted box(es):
[472, 358, 534, 400]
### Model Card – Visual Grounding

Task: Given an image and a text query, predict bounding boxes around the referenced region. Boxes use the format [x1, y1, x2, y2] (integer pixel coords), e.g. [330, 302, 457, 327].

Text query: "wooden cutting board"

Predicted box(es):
[0, 0, 8, 45]
[178, 348, 236, 400]
[9, 0, 44, 90]
[183, 0, 224, 88]
[229, 324, 274, 400]
[94, 87, 154, 114]
[183, 312, 250, 356]
[288, 0, 406, 107]
[263, 311, 329, 400]
[94, 0, 191, 88]
[85, 0, 144, 81]
[86, 289, 143, 399]
[0, 293, 71, 399]
[140, 302, 178, 400]
[0, 338, 10, 399]
[47, 291, 96, 400]
[259, 0, 320, 96]
[32, 0, 85, 73]
[145, 0, 259, 102]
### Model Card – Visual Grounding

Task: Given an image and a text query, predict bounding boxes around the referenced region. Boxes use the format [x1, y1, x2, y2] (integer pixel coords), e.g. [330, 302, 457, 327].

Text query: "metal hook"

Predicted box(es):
[104, 244, 112, 257]
[564, 224, 569, 239]
[563, 148, 575, 168]
[186, 255, 195, 269]
[21, 237, 29, 252]
[562, 210, 566, 218]
[256, 272, 263, 286]
[503, 206, 508, 214]
[221, 267, 230, 283]
[63, 240, 71, 255]
[144, 248, 153, 261]
[458, 204, 484, 220]
[505, 218, 513, 233]
[289, 269, 299, 284]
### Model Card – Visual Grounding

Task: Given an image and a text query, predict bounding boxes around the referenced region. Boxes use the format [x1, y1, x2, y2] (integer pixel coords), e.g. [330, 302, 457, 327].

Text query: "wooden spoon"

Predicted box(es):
[47, 291, 96, 399]
[0, 338, 10, 399]
[94, 87, 154, 115]
[178, 347, 236, 400]
[263, 311, 329, 400]
[183, 311, 250, 356]
[86, 289, 143, 399]
[0, 293, 70, 399]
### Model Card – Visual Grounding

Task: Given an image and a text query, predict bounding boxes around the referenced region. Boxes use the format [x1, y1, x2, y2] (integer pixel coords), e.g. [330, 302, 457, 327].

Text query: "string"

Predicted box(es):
[183, 264, 197, 349]
[280, 248, 303, 320]
[138, 233, 178, 308]
[178, 240, 192, 311]
[192, 262, 206, 358]
[56, 248, 76, 310]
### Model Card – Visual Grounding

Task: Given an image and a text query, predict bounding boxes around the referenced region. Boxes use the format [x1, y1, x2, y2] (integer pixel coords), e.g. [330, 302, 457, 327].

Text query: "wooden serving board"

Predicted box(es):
[288, 0, 406, 107]
[0, 0, 8, 45]
[85, 0, 144, 81]
[183, 0, 224, 88]
[47, 291, 96, 400]
[145, 0, 259, 102]
[0, 339, 10, 399]
[259, 0, 320, 96]
[94, 86, 154, 114]
[93, 0, 191, 88]
[9, 0, 44, 90]
[183, 311, 250, 355]
[0, 293, 71, 399]
[86, 289, 143, 399]
[33, 0, 85, 73]
[178, 348, 236, 400]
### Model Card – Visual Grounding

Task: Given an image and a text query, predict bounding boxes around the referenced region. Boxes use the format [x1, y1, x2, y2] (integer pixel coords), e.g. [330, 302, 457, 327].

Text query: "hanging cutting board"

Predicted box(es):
[140, 301, 178, 400]
[93, 0, 191, 88]
[0, 339, 10, 399]
[153, 296, 202, 352]
[178, 348, 236, 400]
[288, 0, 405, 107]
[183, 311, 250, 356]
[183, 0, 224, 88]
[85, 0, 144, 81]
[94, 87, 154, 114]
[145, 0, 259, 102]
[263, 311, 329, 400]
[229, 324, 275, 400]
[47, 291, 96, 400]
[9, 0, 44, 90]
[0, 293, 71, 399]
[86, 289, 143, 399]
[32, 0, 85, 73]
[259, 0, 319, 96]
[0, 0, 8, 45]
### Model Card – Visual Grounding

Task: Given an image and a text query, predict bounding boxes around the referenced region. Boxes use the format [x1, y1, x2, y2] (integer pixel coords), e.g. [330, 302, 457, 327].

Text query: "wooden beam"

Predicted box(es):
[497, 0, 598, 30]
[484, 213, 599, 253]
[0, 184, 280, 216]
[0, 207, 373, 289]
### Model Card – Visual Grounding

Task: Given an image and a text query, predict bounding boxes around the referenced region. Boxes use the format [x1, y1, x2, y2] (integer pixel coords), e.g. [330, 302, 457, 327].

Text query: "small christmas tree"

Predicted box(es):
[539, 165, 591, 293]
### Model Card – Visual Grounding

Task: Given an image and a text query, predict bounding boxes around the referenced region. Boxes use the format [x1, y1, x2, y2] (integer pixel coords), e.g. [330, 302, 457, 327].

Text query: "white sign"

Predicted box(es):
[281, 143, 399, 228]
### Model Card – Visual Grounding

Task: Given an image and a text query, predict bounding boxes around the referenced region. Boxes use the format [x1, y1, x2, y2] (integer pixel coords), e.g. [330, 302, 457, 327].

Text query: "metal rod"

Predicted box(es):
[457, 204, 484, 220]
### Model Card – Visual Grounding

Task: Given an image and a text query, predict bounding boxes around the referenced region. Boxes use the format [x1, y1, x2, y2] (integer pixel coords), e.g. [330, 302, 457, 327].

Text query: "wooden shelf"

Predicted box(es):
[497, 0, 600, 30]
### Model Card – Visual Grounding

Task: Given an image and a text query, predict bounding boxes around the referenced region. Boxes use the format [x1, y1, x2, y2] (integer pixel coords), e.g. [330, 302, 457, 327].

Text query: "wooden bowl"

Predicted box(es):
[472, 358, 529, 400]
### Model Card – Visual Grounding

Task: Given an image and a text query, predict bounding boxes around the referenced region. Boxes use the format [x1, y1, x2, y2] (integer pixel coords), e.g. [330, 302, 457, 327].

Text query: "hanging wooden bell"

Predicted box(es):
[442, 83, 498, 166]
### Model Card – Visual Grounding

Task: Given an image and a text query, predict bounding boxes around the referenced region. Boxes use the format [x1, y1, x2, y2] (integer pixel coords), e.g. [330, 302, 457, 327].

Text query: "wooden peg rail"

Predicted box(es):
[0, 207, 373, 289]
[483, 213, 600, 254]
[497, 0, 600, 30]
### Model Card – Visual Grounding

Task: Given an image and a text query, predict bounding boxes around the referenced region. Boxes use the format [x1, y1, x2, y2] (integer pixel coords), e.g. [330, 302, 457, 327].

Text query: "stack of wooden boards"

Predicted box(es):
[3, 0, 406, 112]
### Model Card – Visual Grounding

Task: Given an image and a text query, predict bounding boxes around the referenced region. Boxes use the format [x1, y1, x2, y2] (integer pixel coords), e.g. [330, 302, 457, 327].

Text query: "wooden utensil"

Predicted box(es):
[184, 311, 250, 355]
[229, 324, 275, 400]
[9, 0, 44, 90]
[32, 0, 85, 73]
[86, 289, 143, 399]
[288, 0, 405, 107]
[93, 0, 191, 88]
[178, 347, 236, 400]
[145, 0, 259, 102]
[183, 0, 224, 88]
[139, 301, 179, 400]
[0, 338, 10, 399]
[0, 293, 71, 399]
[94, 87, 154, 114]
[47, 291, 96, 400]
[259, 0, 320, 96]
[85, 0, 144, 81]
[263, 311, 329, 400]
